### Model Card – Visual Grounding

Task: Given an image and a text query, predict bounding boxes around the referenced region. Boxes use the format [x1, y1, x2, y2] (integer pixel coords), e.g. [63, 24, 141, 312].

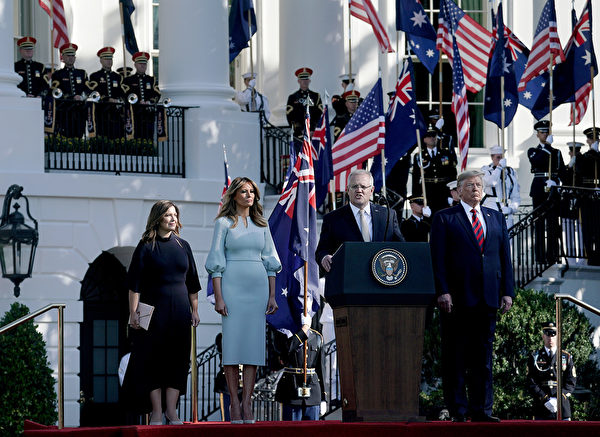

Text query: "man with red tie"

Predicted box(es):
[430, 170, 515, 423]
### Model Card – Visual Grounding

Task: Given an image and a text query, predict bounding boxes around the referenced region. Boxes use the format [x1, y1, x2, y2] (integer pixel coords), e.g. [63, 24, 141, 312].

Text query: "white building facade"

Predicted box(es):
[0, 0, 598, 427]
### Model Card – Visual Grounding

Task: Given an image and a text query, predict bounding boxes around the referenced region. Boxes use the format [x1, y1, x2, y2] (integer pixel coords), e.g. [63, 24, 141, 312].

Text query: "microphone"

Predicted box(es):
[375, 192, 391, 241]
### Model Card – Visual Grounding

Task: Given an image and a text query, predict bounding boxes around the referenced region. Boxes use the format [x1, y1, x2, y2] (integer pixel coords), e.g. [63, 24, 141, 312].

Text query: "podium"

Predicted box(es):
[325, 242, 435, 422]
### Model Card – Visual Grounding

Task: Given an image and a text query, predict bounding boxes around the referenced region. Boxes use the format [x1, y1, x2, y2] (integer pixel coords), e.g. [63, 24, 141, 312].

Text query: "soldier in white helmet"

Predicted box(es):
[480, 145, 520, 228]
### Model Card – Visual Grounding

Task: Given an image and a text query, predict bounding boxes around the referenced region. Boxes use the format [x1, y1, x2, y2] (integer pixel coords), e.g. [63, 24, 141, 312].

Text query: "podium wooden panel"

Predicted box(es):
[325, 242, 434, 422]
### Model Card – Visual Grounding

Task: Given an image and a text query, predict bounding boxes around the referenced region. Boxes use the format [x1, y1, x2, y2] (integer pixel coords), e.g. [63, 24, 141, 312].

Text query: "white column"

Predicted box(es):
[0, 1, 25, 97]
[159, 0, 237, 109]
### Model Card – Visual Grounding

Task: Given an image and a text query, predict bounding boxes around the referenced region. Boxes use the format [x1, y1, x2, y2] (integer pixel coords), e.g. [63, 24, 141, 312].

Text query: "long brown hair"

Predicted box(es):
[216, 177, 267, 228]
[142, 200, 182, 244]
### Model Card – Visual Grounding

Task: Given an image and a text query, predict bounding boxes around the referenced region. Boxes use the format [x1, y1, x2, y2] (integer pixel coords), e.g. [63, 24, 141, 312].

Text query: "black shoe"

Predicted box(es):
[452, 415, 467, 422]
[471, 413, 501, 423]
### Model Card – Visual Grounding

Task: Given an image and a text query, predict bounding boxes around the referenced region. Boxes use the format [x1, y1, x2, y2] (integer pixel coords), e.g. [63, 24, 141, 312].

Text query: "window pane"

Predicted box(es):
[107, 348, 119, 374]
[153, 5, 159, 50]
[107, 376, 119, 403]
[93, 320, 105, 346]
[93, 376, 106, 403]
[107, 320, 118, 346]
[93, 348, 105, 374]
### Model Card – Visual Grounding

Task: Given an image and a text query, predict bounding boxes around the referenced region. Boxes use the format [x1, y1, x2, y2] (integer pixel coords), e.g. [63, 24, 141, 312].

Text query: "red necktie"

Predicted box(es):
[471, 209, 484, 252]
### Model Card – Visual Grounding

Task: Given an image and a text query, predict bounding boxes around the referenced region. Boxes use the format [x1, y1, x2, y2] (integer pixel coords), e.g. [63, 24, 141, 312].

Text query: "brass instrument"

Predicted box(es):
[127, 93, 139, 104]
[52, 88, 63, 99]
[87, 91, 101, 103]
[160, 97, 172, 108]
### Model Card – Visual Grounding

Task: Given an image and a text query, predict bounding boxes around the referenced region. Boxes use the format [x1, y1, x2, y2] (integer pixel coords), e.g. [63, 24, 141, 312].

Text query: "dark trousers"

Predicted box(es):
[440, 305, 497, 417]
[55, 100, 86, 138]
[581, 198, 600, 265]
[532, 192, 560, 264]
[282, 404, 319, 421]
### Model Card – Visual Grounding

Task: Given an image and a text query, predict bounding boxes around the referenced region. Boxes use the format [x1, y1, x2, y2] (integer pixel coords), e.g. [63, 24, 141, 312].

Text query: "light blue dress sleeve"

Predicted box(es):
[205, 217, 230, 278]
[262, 224, 282, 277]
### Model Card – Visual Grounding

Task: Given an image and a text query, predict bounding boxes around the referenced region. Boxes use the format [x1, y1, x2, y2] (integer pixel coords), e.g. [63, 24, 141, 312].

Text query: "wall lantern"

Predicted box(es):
[0, 185, 39, 297]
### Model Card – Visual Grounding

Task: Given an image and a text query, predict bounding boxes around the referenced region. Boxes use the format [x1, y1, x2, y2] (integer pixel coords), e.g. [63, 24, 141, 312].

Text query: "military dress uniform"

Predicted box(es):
[275, 328, 325, 421]
[286, 68, 323, 140]
[123, 52, 161, 140]
[14, 37, 48, 97]
[51, 43, 88, 138]
[481, 152, 521, 228]
[87, 47, 126, 139]
[576, 128, 600, 265]
[412, 145, 458, 215]
[400, 214, 430, 242]
[527, 347, 576, 420]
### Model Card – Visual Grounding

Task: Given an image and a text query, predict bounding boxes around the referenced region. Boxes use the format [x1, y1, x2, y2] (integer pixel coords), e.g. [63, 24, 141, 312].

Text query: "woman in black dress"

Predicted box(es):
[127, 200, 201, 425]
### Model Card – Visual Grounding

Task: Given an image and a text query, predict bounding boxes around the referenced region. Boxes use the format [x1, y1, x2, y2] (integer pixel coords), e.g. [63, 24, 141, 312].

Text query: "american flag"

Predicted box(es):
[451, 37, 470, 171]
[39, 0, 69, 49]
[332, 78, 385, 175]
[517, 0, 565, 91]
[349, 0, 394, 53]
[332, 166, 360, 192]
[436, 0, 491, 93]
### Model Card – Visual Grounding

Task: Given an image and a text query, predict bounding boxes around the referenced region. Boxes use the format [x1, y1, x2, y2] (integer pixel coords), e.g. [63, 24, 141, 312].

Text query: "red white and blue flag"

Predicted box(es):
[332, 78, 385, 175]
[349, 0, 394, 53]
[268, 111, 320, 333]
[39, 0, 69, 49]
[311, 105, 334, 208]
[517, 0, 565, 91]
[451, 36, 470, 171]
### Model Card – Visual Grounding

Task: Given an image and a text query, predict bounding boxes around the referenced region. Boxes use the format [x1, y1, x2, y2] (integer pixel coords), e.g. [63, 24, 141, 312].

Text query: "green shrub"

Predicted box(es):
[420, 288, 600, 420]
[0, 303, 57, 436]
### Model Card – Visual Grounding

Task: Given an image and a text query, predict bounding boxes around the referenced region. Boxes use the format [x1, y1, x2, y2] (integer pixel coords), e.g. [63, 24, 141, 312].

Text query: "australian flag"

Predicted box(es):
[484, 1, 519, 128]
[228, 0, 257, 63]
[120, 0, 139, 56]
[372, 57, 426, 191]
[311, 105, 334, 209]
[267, 112, 320, 333]
[396, 0, 439, 74]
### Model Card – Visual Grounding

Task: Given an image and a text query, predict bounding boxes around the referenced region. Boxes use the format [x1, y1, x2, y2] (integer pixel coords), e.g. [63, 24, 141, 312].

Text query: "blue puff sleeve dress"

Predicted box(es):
[205, 217, 281, 365]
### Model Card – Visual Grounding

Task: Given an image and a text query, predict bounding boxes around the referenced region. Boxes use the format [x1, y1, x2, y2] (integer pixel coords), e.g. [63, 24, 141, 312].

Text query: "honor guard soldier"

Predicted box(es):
[234, 72, 271, 121]
[481, 145, 521, 228]
[331, 90, 359, 141]
[412, 128, 458, 215]
[275, 318, 326, 421]
[577, 127, 600, 265]
[286, 68, 323, 141]
[123, 51, 161, 140]
[446, 180, 460, 207]
[51, 43, 89, 137]
[400, 195, 431, 242]
[14, 37, 48, 97]
[331, 73, 355, 117]
[87, 47, 125, 139]
[527, 120, 566, 263]
[527, 322, 576, 420]
[565, 142, 584, 187]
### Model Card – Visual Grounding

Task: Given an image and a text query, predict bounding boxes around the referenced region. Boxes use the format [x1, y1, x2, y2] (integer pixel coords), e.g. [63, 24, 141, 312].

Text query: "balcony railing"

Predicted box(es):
[259, 112, 292, 191]
[43, 99, 186, 177]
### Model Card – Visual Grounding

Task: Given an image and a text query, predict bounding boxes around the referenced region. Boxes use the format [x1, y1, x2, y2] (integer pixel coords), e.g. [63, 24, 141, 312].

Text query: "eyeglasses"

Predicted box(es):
[464, 183, 483, 190]
[349, 184, 372, 191]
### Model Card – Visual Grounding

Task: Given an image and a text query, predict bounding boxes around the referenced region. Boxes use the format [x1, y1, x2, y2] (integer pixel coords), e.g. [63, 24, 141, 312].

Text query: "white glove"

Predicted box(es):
[301, 314, 312, 326]
[501, 205, 512, 215]
[546, 134, 554, 145]
[592, 141, 599, 152]
[447, 197, 453, 206]
[248, 79, 256, 88]
[544, 397, 558, 413]
[435, 118, 444, 130]
[545, 179, 557, 188]
[498, 158, 507, 168]
[320, 401, 327, 416]
[569, 156, 576, 167]
[422, 206, 432, 217]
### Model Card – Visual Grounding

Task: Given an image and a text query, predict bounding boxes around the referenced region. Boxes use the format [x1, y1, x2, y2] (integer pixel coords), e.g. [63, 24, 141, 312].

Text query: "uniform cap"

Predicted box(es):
[242, 72, 257, 80]
[117, 66, 133, 76]
[542, 321, 557, 336]
[17, 37, 36, 49]
[446, 180, 458, 190]
[534, 120, 551, 132]
[97, 46, 115, 59]
[423, 127, 438, 138]
[295, 67, 313, 79]
[339, 73, 355, 83]
[567, 141, 584, 151]
[408, 195, 425, 204]
[489, 145, 503, 155]
[583, 127, 600, 139]
[60, 43, 78, 56]
[342, 90, 361, 102]
[428, 108, 441, 120]
[132, 51, 150, 63]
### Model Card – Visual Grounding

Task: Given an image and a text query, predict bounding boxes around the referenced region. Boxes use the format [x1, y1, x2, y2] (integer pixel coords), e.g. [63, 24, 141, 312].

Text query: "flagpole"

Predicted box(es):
[500, 75, 507, 205]
[396, 32, 400, 80]
[248, 7, 256, 110]
[438, 50, 443, 118]
[548, 53, 554, 188]
[592, 66, 597, 142]
[348, 0, 353, 81]
[379, 67, 387, 198]
[416, 129, 427, 207]
[302, 260, 309, 393]
[50, 0, 55, 75]
[119, 1, 128, 77]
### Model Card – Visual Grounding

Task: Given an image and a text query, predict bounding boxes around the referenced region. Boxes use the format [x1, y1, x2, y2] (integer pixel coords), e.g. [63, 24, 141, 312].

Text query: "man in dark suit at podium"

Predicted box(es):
[430, 170, 514, 423]
[316, 169, 404, 272]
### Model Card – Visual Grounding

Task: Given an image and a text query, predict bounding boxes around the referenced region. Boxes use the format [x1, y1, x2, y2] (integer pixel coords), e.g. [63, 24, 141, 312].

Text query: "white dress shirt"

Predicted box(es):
[460, 200, 487, 239]
[349, 202, 372, 241]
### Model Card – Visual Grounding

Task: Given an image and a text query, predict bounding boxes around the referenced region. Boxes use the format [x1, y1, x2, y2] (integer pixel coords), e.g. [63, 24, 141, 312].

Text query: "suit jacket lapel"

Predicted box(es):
[371, 203, 383, 241]
[480, 207, 494, 251]
[343, 204, 363, 241]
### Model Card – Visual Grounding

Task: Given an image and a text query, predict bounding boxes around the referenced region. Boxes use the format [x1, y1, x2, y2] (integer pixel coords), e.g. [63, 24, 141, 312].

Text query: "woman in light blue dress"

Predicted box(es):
[205, 177, 281, 423]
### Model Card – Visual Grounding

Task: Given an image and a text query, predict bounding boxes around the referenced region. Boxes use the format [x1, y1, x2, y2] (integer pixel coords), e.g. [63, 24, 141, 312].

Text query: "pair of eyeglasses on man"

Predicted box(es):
[349, 184, 372, 191]
[464, 183, 483, 189]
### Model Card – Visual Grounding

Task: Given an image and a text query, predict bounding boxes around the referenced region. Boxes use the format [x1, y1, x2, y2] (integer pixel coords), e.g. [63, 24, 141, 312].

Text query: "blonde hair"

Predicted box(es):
[141, 200, 182, 244]
[216, 177, 267, 228]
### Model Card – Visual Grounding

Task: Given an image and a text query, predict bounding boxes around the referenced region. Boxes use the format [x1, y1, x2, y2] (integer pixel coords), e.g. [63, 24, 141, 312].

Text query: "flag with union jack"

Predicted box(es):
[267, 111, 319, 333]
[350, 0, 394, 53]
[436, 0, 491, 93]
[517, 0, 565, 91]
[39, 0, 69, 49]
[372, 57, 425, 191]
[332, 78, 385, 175]
[311, 105, 334, 208]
